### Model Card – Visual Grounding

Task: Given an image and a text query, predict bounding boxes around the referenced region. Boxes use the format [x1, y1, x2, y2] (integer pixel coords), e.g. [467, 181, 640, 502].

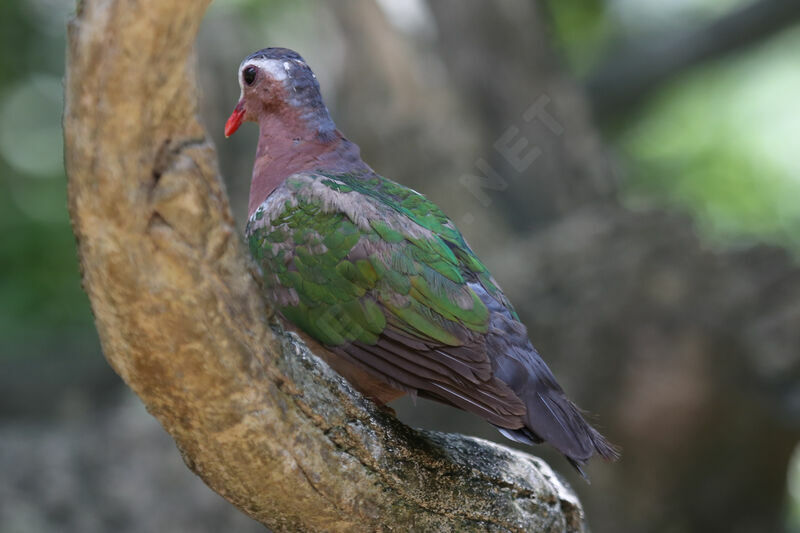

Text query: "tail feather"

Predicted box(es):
[496, 391, 619, 478]
[471, 281, 619, 473]
[527, 389, 619, 464]
[489, 337, 619, 473]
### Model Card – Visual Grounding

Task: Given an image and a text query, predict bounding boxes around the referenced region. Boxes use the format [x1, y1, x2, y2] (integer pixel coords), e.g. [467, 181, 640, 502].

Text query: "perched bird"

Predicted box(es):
[225, 47, 618, 474]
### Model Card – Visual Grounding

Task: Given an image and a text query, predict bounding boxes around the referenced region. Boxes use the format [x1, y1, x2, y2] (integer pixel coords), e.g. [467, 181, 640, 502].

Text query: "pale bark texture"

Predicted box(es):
[62, 0, 586, 531]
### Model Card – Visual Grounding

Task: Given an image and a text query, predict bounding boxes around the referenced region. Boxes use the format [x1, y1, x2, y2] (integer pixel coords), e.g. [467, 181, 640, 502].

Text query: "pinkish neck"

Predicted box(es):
[247, 114, 365, 217]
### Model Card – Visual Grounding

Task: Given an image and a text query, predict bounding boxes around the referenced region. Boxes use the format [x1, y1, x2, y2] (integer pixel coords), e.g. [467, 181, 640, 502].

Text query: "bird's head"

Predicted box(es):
[224, 47, 334, 138]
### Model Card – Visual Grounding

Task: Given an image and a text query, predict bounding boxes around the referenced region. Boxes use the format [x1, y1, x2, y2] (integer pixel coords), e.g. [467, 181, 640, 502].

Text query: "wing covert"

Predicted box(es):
[246, 171, 527, 428]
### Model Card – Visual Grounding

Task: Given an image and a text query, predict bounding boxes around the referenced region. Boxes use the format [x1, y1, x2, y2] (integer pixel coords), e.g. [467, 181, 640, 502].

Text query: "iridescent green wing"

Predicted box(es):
[247, 171, 525, 425]
[322, 172, 518, 318]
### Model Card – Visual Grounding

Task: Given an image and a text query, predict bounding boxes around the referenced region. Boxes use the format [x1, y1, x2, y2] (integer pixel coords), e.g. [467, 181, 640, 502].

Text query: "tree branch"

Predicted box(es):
[62, 0, 585, 531]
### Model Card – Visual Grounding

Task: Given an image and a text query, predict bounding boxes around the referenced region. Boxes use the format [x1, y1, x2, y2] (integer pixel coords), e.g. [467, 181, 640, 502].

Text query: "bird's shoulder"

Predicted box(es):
[246, 170, 519, 339]
[252, 170, 508, 296]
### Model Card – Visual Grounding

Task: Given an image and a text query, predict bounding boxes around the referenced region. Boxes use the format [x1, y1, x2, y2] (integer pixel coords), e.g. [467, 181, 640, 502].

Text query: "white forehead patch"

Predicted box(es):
[239, 58, 290, 87]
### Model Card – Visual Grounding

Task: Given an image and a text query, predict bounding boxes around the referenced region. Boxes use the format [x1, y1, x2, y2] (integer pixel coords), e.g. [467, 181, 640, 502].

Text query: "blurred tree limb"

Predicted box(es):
[586, 0, 800, 118]
[62, 0, 585, 531]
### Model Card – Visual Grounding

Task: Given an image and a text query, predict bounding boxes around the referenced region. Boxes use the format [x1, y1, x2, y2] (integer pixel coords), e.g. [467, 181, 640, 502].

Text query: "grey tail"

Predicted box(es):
[471, 279, 620, 477]
[496, 391, 620, 480]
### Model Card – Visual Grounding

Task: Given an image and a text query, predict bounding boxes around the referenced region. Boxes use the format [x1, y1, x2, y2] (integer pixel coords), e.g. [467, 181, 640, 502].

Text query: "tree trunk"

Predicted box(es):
[62, 0, 585, 531]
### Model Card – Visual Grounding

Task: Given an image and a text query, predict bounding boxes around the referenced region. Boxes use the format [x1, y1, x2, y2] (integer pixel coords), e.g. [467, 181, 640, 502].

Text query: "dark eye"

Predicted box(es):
[243, 66, 257, 86]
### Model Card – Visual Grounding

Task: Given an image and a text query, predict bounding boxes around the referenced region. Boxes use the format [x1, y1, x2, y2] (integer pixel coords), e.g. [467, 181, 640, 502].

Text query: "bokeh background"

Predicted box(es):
[2, 0, 800, 531]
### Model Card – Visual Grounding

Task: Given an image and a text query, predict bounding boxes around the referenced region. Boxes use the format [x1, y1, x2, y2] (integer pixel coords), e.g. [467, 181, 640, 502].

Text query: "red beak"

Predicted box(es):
[224, 101, 246, 138]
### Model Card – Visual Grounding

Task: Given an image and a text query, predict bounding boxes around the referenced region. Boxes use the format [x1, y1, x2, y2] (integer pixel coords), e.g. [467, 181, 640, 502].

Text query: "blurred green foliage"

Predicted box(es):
[545, 0, 614, 75]
[620, 28, 800, 252]
[791, 446, 800, 531]
[0, 0, 96, 360]
[547, 0, 800, 254]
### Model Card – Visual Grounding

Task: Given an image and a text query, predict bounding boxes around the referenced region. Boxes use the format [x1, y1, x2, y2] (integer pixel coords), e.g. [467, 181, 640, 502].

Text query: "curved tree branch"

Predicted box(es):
[62, 0, 584, 531]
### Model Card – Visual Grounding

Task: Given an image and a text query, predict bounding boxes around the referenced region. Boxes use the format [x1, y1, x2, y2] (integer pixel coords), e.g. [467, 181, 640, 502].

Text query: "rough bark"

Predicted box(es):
[62, 0, 585, 531]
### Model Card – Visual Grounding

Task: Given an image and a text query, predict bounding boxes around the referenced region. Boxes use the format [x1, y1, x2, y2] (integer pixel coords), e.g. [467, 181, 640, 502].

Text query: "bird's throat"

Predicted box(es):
[247, 112, 366, 217]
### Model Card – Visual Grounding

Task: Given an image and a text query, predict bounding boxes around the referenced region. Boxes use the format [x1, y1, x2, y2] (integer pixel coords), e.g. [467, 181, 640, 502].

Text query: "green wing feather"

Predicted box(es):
[247, 170, 526, 424]
[248, 172, 501, 346]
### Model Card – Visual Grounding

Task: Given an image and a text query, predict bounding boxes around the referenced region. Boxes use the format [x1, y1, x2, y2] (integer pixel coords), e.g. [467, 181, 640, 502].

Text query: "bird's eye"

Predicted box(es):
[243, 66, 257, 86]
